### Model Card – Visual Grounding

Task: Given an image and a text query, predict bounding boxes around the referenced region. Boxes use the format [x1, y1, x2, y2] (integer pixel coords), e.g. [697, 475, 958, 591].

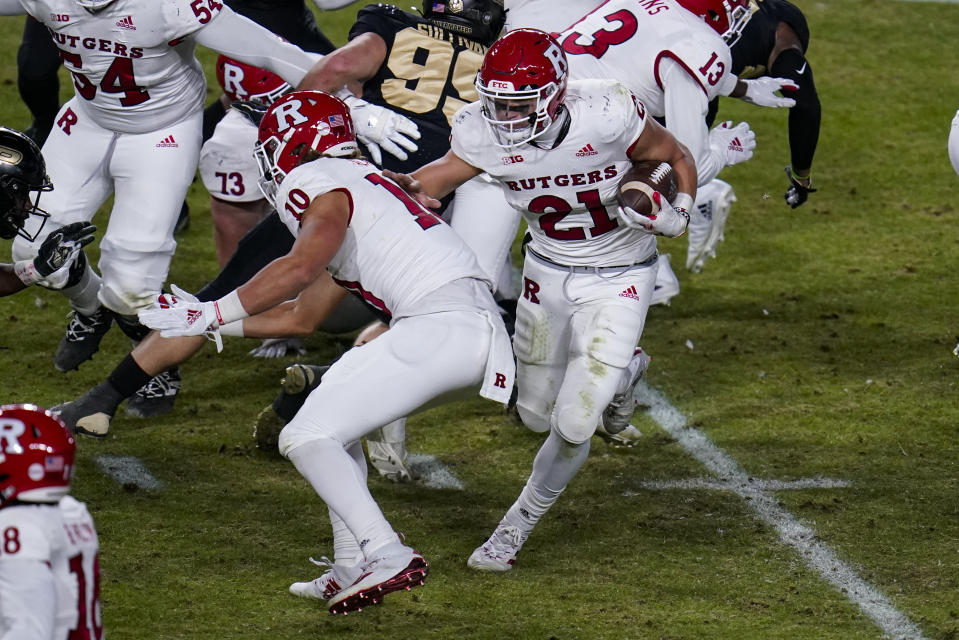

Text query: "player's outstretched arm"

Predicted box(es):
[405, 150, 483, 208]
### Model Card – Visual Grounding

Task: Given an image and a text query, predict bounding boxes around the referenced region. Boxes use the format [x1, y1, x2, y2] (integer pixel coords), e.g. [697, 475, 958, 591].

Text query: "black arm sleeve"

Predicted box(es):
[770, 47, 820, 173]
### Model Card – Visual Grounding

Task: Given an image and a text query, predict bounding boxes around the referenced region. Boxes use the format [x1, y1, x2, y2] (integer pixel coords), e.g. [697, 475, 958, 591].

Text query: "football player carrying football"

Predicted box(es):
[138, 91, 515, 614]
[390, 28, 697, 572]
[0, 405, 102, 639]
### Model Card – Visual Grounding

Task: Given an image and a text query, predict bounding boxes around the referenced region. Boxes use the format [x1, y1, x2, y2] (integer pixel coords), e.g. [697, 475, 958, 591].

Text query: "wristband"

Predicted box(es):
[673, 192, 694, 213]
[789, 167, 811, 184]
[213, 290, 249, 326]
[13, 260, 42, 286]
[218, 320, 245, 337]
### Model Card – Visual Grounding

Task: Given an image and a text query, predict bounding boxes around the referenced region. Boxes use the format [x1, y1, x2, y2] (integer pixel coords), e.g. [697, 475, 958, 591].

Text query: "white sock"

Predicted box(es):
[329, 441, 367, 567]
[504, 430, 590, 532]
[287, 438, 399, 562]
[62, 263, 102, 316]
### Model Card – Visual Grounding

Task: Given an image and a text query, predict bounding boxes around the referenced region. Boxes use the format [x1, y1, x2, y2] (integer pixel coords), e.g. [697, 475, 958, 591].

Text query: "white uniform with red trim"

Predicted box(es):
[450, 79, 658, 443]
[503, 0, 602, 34]
[199, 109, 262, 203]
[274, 156, 515, 454]
[516, 0, 737, 186]
[452, 79, 654, 268]
[11, 0, 314, 317]
[0, 497, 102, 640]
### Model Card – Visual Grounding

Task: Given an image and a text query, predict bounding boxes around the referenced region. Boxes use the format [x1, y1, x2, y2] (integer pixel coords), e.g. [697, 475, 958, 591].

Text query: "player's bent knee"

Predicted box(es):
[278, 418, 337, 459]
[98, 283, 159, 317]
[516, 402, 550, 433]
[552, 418, 593, 446]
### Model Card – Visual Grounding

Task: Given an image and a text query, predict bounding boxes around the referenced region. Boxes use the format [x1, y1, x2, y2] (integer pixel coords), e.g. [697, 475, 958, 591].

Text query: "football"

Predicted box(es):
[616, 161, 679, 217]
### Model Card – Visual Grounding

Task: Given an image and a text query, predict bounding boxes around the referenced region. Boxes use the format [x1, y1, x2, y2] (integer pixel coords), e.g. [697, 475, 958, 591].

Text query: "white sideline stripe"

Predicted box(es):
[635, 381, 927, 640]
[94, 455, 163, 491]
[408, 453, 464, 490]
[637, 476, 851, 491]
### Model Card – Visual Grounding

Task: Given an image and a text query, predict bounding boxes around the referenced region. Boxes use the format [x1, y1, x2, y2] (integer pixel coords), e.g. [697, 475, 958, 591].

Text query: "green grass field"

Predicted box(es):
[1, 1, 958, 638]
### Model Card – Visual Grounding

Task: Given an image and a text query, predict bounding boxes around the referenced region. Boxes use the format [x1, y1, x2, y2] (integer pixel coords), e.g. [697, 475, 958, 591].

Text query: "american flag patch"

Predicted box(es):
[328, 114, 345, 128]
[45, 455, 64, 472]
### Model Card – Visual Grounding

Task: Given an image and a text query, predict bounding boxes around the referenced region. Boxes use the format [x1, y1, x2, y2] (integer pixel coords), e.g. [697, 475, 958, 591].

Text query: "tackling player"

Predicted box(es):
[389, 29, 697, 571]
[0, 404, 102, 639]
[707, 0, 822, 209]
[0, 126, 95, 298]
[137, 91, 515, 614]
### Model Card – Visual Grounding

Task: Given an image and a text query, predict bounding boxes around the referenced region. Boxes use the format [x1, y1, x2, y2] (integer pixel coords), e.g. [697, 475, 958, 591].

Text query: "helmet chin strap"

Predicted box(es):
[529, 106, 570, 150]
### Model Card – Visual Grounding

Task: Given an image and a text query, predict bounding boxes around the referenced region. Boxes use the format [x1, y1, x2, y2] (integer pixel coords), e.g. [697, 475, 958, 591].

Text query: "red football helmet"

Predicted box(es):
[0, 404, 75, 507]
[475, 28, 569, 148]
[677, 0, 753, 45]
[216, 55, 291, 106]
[254, 91, 358, 204]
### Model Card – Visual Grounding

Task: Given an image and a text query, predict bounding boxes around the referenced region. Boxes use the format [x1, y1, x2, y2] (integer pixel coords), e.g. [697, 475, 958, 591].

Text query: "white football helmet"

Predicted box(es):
[76, 0, 117, 10]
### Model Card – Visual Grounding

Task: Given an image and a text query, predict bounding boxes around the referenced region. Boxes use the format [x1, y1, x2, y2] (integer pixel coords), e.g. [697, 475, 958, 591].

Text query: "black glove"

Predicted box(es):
[784, 166, 816, 209]
[34, 222, 96, 277]
[231, 100, 269, 127]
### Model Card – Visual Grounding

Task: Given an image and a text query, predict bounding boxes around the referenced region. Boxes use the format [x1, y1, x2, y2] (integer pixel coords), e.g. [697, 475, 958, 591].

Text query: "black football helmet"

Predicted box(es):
[423, 0, 506, 47]
[0, 127, 53, 241]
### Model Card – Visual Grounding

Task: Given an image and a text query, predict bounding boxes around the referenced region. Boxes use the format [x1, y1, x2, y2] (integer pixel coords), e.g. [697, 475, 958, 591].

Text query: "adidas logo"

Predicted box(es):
[185, 309, 203, 326]
[156, 135, 178, 148]
[728, 137, 744, 153]
[575, 143, 598, 157]
[618, 285, 640, 300]
[115, 15, 135, 30]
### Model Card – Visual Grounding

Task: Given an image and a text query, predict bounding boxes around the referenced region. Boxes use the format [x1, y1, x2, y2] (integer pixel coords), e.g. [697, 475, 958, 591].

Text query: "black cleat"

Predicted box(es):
[253, 363, 329, 453]
[54, 306, 114, 372]
[52, 381, 125, 438]
[125, 368, 181, 418]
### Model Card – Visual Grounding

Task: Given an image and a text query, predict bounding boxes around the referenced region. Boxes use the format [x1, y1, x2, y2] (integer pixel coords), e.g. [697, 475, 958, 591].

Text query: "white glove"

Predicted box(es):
[248, 337, 306, 358]
[618, 191, 689, 238]
[343, 96, 420, 165]
[740, 77, 797, 108]
[709, 121, 756, 167]
[137, 284, 223, 353]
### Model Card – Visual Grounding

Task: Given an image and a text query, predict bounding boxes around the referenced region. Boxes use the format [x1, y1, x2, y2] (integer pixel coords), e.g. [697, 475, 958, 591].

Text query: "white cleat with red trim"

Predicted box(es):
[467, 521, 529, 572]
[326, 542, 428, 615]
[289, 556, 362, 601]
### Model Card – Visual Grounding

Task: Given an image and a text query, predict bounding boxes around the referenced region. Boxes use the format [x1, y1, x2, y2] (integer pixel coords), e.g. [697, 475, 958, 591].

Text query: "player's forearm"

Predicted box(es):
[195, 8, 322, 86]
[0, 265, 29, 297]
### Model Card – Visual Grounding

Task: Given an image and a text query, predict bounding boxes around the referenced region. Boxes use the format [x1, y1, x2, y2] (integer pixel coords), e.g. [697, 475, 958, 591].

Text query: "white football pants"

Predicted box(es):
[13, 98, 202, 316]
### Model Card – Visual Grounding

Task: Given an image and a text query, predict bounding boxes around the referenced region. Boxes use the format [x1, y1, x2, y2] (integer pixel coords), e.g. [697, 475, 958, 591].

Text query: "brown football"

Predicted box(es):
[616, 161, 679, 217]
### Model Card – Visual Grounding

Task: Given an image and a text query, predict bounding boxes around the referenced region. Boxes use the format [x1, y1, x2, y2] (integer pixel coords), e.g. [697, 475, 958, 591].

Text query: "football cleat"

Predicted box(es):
[274, 363, 329, 422]
[366, 420, 413, 482]
[686, 178, 736, 273]
[54, 306, 113, 372]
[598, 348, 651, 443]
[125, 368, 181, 418]
[327, 542, 428, 615]
[595, 423, 642, 447]
[52, 381, 126, 438]
[467, 521, 529, 572]
[253, 363, 330, 452]
[289, 556, 363, 602]
[650, 254, 680, 307]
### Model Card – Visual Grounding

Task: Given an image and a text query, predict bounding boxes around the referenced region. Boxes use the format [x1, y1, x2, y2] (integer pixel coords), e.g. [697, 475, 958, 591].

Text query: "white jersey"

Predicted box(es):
[275, 157, 490, 319]
[199, 108, 261, 203]
[0, 497, 101, 639]
[451, 79, 656, 268]
[19, 0, 220, 133]
[555, 0, 736, 116]
[503, 0, 602, 34]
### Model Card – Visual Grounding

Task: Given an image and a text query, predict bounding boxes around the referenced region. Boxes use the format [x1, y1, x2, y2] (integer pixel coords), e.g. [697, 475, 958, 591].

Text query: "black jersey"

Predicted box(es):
[225, 0, 335, 53]
[349, 4, 489, 173]
[730, 0, 810, 78]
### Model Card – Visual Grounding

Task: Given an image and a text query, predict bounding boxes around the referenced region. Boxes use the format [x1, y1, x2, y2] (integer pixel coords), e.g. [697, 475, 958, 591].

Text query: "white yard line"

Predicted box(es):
[635, 381, 927, 640]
